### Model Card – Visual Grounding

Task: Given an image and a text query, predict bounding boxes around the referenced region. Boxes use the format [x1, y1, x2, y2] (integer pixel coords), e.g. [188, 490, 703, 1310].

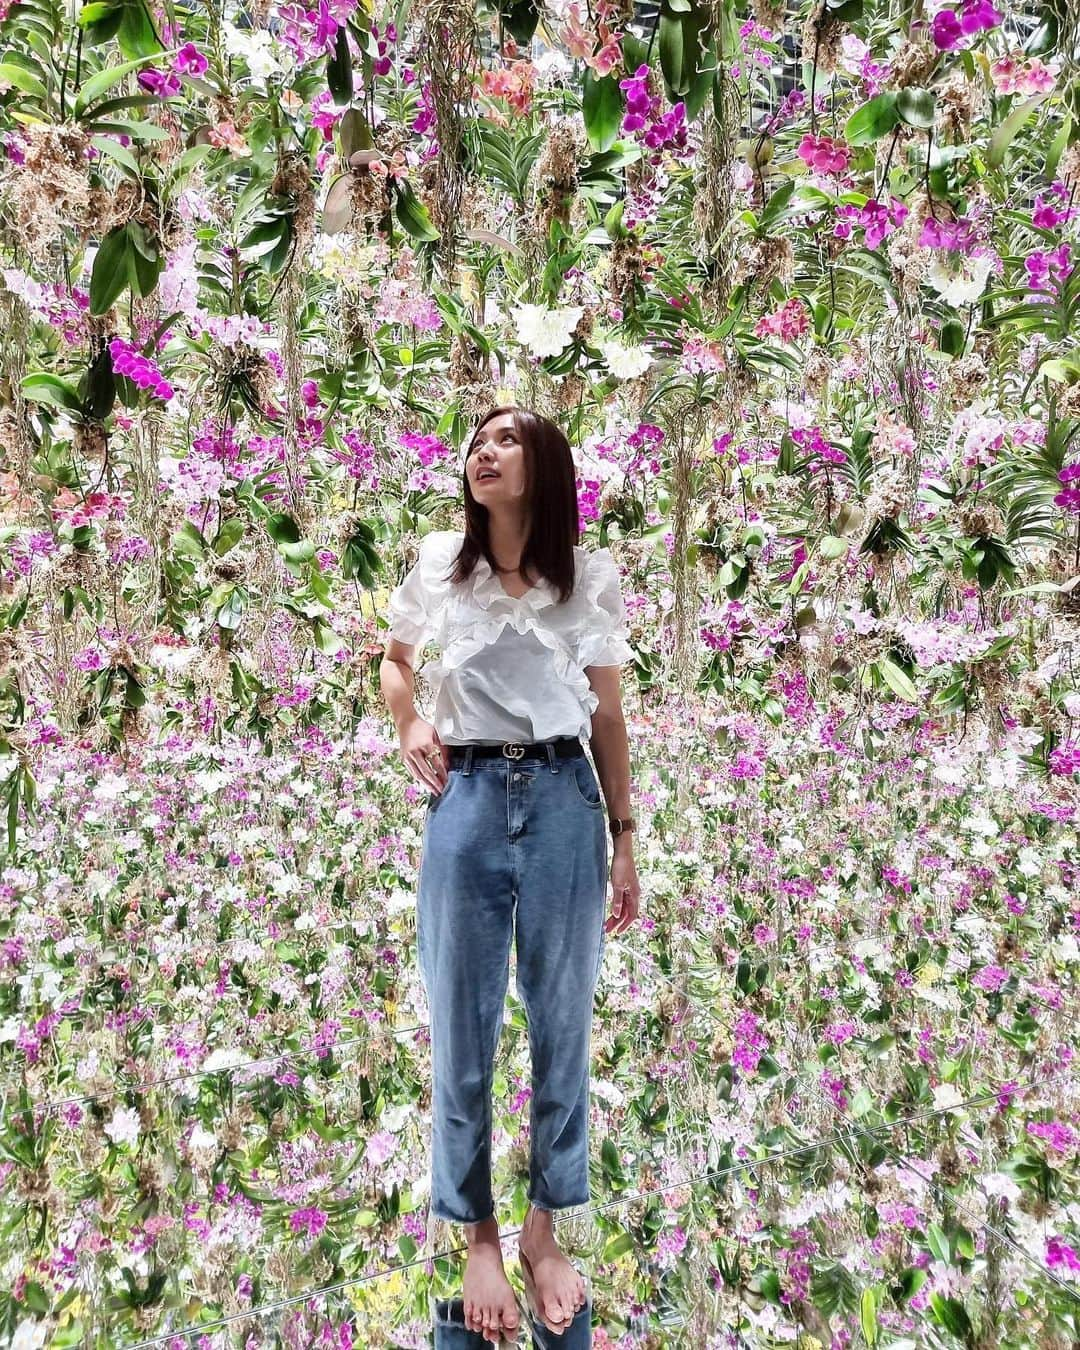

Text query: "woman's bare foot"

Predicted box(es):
[462, 1215, 521, 1345]
[517, 1204, 587, 1334]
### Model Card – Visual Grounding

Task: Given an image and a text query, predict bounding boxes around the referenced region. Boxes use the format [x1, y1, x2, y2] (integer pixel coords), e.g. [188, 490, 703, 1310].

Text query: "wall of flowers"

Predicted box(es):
[0, 0, 1078, 1344]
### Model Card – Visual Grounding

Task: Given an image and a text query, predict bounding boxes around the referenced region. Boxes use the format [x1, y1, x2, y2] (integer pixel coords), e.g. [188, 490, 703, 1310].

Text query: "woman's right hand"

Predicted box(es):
[401, 717, 449, 794]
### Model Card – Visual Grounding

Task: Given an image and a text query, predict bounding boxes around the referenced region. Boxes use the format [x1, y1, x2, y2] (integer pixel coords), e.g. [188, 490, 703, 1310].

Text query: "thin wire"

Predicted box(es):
[6, 952, 683, 1109]
[0, 932, 787, 1103]
[845, 1118, 1080, 1308]
[5, 926, 1063, 1111]
[3, 1020, 427, 1114]
[2, 923, 957, 1101]
[101, 1068, 1071, 1348]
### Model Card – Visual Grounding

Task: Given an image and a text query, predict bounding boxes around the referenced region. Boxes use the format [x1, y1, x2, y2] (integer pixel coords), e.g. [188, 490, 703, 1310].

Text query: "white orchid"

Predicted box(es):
[103, 1105, 142, 1148]
[926, 251, 996, 307]
[598, 336, 653, 380]
[221, 20, 289, 81]
[511, 302, 584, 358]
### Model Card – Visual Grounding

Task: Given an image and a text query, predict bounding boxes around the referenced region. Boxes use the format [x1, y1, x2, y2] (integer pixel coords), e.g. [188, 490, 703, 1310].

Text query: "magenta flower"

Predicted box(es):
[174, 42, 208, 76]
[109, 338, 173, 402]
[961, 0, 1002, 34]
[919, 216, 977, 250]
[797, 132, 850, 175]
[1027, 1120, 1076, 1154]
[136, 67, 182, 97]
[971, 964, 1009, 993]
[1048, 742, 1080, 775]
[932, 0, 1001, 48]
[932, 9, 964, 49]
[732, 1009, 768, 1075]
[289, 1206, 328, 1239]
[1047, 1237, 1080, 1272]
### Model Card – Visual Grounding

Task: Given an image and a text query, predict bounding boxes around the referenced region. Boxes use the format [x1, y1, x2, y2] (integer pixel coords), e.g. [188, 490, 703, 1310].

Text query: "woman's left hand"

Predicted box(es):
[606, 853, 641, 935]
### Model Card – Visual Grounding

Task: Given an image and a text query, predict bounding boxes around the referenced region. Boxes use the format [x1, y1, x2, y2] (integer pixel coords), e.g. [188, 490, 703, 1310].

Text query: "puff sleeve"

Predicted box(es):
[577, 547, 634, 668]
[384, 532, 449, 648]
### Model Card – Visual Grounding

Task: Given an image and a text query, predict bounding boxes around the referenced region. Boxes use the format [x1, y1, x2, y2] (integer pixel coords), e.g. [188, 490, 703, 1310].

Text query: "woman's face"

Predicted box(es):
[466, 413, 528, 509]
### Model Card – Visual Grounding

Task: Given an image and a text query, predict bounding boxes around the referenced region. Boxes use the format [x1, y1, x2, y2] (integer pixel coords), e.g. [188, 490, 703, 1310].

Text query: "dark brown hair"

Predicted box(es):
[443, 405, 581, 605]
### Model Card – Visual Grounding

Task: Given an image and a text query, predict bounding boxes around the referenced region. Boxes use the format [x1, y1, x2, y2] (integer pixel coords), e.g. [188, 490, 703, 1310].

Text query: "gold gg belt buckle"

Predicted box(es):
[502, 742, 526, 759]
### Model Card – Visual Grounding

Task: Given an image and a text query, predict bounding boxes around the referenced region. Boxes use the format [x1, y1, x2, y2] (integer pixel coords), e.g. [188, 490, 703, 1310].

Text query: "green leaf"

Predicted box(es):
[0, 63, 48, 99]
[850, 1086, 874, 1117]
[1046, 113, 1071, 181]
[82, 97, 166, 127]
[128, 237, 162, 298]
[279, 539, 316, 564]
[216, 586, 246, 630]
[756, 177, 796, 231]
[266, 513, 301, 546]
[896, 87, 936, 129]
[939, 319, 966, 356]
[126, 219, 158, 263]
[74, 50, 165, 120]
[116, 0, 163, 61]
[602, 1231, 633, 1261]
[211, 517, 245, 556]
[393, 179, 440, 242]
[930, 1293, 972, 1337]
[819, 535, 847, 559]
[88, 133, 140, 176]
[327, 23, 353, 105]
[581, 68, 623, 154]
[78, 1, 118, 22]
[80, 4, 126, 46]
[927, 1222, 950, 1264]
[173, 521, 206, 559]
[987, 91, 1050, 170]
[19, 1282, 51, 1315]
[659, 4, 705, 97]
[860, 1287, 879, 1347]
[84, 343, 117, 421]
[312, 619, 344, 656]
[89, 117, 172, 141]
[878, 658, 918, 703]
[600, 1136, 623, 1178]
[20, 373, 85, 414]
[499, 0, 539, 45]
[844, 92, 898, 145]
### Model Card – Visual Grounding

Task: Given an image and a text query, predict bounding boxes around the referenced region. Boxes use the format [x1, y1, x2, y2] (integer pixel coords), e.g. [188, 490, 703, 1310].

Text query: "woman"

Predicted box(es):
[379, 406, 641, 1346]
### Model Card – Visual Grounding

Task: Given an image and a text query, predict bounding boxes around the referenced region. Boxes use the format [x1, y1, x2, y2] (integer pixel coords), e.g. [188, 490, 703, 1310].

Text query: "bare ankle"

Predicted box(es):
[522, 1204, 553, 1238]
[464, 1214, 500, 1245]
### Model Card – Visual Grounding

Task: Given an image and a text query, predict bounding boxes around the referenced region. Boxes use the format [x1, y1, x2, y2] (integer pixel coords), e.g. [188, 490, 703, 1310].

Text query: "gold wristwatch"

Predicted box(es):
[609, 817, 635, 836]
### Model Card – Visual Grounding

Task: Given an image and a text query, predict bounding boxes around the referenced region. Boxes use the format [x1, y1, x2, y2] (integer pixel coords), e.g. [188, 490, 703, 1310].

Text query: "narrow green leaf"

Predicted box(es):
[74, 50, 166, 119]
[88, 134, 140, 176]
[0, 63, 47, 99]
[987, 91, 1050, 170]
[878, 658, 918, 703]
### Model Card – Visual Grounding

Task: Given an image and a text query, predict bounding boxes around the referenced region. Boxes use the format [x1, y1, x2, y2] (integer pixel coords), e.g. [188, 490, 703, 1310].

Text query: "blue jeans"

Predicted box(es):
[417, 739, 609, 1225]
[433, 1294, 593, 1349]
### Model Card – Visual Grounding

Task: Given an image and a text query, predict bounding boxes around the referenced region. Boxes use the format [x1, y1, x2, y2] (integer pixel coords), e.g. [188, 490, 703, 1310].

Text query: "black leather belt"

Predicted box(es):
[446, 737, 584, 762]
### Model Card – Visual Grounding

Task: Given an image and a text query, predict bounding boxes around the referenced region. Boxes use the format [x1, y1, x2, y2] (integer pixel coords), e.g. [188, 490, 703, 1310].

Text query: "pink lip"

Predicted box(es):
[476, 471, 499, 481]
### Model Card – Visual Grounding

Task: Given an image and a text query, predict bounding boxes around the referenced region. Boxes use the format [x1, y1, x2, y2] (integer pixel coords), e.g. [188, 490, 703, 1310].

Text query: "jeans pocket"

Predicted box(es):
[427, 768, 455, 810]
[568, 757, 604, 810]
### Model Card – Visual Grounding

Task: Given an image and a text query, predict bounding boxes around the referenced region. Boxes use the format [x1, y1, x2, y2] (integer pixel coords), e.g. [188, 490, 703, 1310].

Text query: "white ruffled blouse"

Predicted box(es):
[384, 529, 633, 745]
